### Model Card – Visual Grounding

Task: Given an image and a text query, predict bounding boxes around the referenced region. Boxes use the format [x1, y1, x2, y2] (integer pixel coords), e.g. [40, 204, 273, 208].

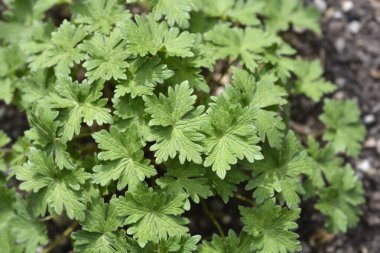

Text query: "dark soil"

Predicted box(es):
[294, 0, 380, 252]
[0, 0, 379, 252]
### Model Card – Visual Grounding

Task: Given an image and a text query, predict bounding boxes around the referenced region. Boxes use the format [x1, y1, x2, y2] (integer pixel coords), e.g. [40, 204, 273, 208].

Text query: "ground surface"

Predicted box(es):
[0, 0, 379, 252]
[296, 0, 380, 252]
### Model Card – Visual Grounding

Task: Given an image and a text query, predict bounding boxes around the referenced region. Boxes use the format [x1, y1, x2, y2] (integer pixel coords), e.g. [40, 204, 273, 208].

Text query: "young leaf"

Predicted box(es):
[150, 0, 193, 28]
[205, 167, 248, 203]
[0, 130, 10, 148]
[72, 199, 127, 253]
[157, 161, 213, 209]
[226, 69, 287, 147]
[199, 230, 251, 253]
[262, 0, 321, 33]
[305, 137, 343, 190]
[203, 96, 263, 179]
[72, 0, 127, 34]
[240, 200, 301, 253]
[112, 95, 151, 141]
[118, 15, 196, 57]
[164, 56, 209, 93]
[15, 149, 90, 220]
[125, 234, 200, 253]
[42, 76, 113, 142]
[320, 99, 366, 157]
[80, 29, 129, 83]
[315, 165, 364, 233]
[144, 82, 205, 164]
[29, 20, 87, 75]
[112, 184, 189, 247]
[92, 126, 156, 191]
[25, 106, 75, 170]
[115, 57, 174, 98]
[204, 23, 277, 72]
[11, 196, 49, 253]
[292, 60, 336, 102]
[245, 132, 312, 208]
[200, 0, 263, 26]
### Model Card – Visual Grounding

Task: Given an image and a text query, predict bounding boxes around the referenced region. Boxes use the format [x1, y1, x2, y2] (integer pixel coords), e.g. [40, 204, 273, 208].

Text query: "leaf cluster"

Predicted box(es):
[0, 0, 365, 252]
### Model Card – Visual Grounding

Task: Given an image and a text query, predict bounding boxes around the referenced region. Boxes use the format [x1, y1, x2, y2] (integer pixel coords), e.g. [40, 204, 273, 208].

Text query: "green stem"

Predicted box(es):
[234, 193, 256, 206]
[42, 222, 79, 253]
[201, 200, 225, 239]
[40, 215, 55, 222]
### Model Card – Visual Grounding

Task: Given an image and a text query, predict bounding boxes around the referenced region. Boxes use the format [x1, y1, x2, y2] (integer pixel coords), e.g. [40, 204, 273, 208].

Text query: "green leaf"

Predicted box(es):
[226, 68, 287, 147]
[158, 235, 201, 253]
[25, 105, 75, 170]
[144, 82, 205, 164]
[15, 149, 90, 220]
[29, 20, 87, 75]
[206, 167, 248, 203]
[125, 234, 200, 253]
[200, 0, 263, 26]
[18, 69, 56, 109]
[164, 56, 210, 93]
[0, 130, 10, 148]
[72, 199, 127, 253]
[315, 165, 364, 233]
[112, 184, 189, 247]
[72, 0, 128, 34]
[115, 57, 174, 98]
[112, 95, 151, 141]
[262, 0, 321, 33]
[11, 196, 49, 253]
[92, 126, 156, 191]
[199, 230, 251, 253]
[0, 228, 23, 253]
[150, 0, 193, 28]
[80, 30, 130, 83]
[292, 60, 336, 101]
[320, 99, 366, 157]
[73, 230, 127, 253]
[203, 96, 263, 179]
[246, 132, 312, 208]
[118, 15, 196, 57]
[305, 137, 343, 191]
[157, 161, 212, 209]
[204, 23, 277, 72]
[0, 44, 25, 78]
[240, 200, 301, 253]
[42, 76, 113, 142]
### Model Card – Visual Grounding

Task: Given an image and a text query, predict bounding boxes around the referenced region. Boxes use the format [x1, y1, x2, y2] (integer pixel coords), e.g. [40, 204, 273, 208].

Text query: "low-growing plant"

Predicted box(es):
[0, 0, 366, 252]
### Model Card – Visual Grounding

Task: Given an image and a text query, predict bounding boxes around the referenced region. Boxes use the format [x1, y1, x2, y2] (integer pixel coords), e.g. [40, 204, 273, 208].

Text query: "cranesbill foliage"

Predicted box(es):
[0, 0, 365, 252]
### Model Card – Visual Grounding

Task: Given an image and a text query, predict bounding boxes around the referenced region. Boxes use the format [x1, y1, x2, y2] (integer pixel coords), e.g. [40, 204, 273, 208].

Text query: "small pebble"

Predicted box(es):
[377, 140, 380, 154]
[342, 1, 354, 12]
[335, 38, 346, 52]
[215, 87, 225, 96]
[334, 91, 346, 100]
[364, 137, 377, 148]
[222, 215, 232, 224]
[335, 77, 346, 87]
[333, 11, 344, 19]
[348, 21, 361, 34]
[367, 215, 380, 226]
[314, 0, 327, 11]
[364, 114, 376, 124]
[358, 160, 371, 172]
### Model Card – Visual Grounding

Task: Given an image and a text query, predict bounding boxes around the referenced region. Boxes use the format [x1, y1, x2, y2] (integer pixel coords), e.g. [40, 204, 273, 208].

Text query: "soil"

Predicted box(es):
[0, 0, 379, 252]
[295, 0, 380, 252]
